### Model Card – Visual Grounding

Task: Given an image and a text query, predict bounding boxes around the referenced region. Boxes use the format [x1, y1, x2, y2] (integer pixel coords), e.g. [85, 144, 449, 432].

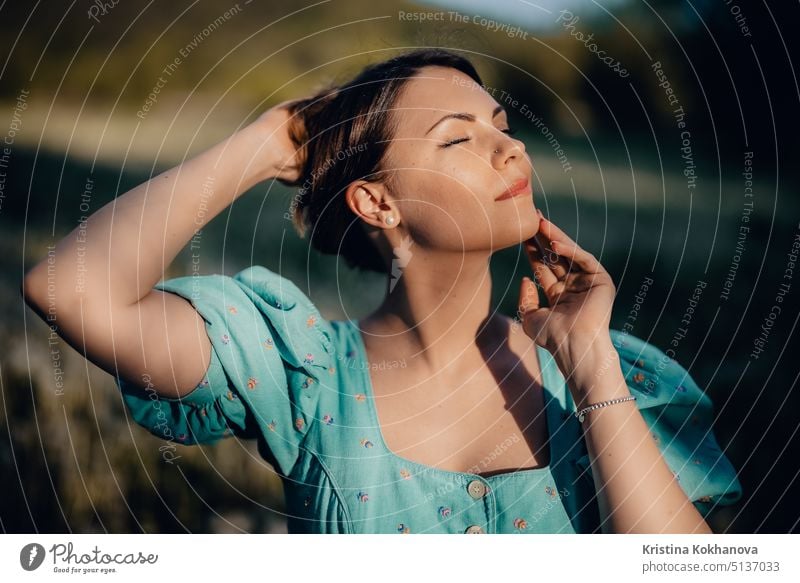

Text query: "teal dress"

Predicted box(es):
[117, 265, 743, 533]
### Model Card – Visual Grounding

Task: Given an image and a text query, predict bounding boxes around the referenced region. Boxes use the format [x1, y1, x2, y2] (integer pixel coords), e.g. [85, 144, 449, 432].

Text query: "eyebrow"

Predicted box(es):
[424, 105, 506, 135]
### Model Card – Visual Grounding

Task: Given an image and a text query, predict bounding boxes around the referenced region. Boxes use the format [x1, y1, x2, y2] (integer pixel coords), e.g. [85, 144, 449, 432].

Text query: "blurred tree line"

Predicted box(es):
[2, 0, 799, 533]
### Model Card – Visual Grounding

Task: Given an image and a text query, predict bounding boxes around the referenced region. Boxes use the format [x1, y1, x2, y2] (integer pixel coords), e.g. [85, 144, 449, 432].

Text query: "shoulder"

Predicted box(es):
[231, 265, 320, 312]
[155, 264, 336, 374]
[600, 329, 743, 510]
[606, 329, 714, 411]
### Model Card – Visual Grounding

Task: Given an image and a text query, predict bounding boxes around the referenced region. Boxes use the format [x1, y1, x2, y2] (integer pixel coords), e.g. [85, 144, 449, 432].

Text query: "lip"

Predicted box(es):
[495, 177, 532, 201]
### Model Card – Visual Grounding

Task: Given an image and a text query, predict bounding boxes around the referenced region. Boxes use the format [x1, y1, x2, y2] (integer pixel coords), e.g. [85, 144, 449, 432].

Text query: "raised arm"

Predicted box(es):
[22, 103, 301, 399]
[519, 213, 712, 533]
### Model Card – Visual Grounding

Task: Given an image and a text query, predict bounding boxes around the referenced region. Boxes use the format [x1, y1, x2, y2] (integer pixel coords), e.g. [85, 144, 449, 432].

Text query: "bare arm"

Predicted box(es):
[22, 104, 300, 399]
[563, 340, 713, 534]
[520, 213, 711, 533]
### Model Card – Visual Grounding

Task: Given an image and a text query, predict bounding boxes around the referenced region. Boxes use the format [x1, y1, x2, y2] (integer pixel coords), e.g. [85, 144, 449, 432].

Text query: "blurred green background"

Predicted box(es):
[2, 0, 799, 533]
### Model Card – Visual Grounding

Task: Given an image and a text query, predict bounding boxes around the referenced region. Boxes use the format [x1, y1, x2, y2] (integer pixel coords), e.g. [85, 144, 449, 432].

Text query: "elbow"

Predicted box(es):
[22, 266, 45, 310]
[22, 263, 61, 318]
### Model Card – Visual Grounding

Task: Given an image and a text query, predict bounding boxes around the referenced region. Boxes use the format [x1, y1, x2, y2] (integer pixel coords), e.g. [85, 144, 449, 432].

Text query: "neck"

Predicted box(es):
[359, 249, 502, 373]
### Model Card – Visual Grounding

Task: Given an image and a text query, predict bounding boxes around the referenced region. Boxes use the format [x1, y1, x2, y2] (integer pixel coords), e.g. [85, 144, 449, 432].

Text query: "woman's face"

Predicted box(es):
[382, 65, 539, 253]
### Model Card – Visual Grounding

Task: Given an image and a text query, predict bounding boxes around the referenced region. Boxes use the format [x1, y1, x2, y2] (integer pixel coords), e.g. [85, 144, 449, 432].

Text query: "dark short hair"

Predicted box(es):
[283, 48, 483, 273]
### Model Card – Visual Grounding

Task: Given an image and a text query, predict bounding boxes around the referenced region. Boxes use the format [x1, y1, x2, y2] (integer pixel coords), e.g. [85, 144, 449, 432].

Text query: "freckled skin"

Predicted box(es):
[357, 65, 538, 254]
[340, 66, 549, 475]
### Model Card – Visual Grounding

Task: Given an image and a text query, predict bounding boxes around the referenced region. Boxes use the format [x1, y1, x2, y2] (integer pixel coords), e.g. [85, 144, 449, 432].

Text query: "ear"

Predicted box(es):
[345, 180, 399, 229]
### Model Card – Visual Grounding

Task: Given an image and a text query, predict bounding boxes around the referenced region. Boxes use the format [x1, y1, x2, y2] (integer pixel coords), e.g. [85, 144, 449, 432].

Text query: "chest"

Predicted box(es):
[366, 351, 552, 477]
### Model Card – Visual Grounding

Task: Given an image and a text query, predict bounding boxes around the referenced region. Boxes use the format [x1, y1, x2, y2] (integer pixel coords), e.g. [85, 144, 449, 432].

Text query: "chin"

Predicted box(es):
[489, 229, 539, 252]
[490, 210, 539, 249]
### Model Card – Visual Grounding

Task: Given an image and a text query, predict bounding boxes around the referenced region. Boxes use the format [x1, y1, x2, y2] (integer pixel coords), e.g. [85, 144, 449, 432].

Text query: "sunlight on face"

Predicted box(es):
[384, 65, 539, 253]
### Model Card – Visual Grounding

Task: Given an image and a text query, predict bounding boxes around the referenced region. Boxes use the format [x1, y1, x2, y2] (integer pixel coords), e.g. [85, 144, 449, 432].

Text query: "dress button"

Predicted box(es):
[464, 525, 485, 534]
[466, 479, 487, 499]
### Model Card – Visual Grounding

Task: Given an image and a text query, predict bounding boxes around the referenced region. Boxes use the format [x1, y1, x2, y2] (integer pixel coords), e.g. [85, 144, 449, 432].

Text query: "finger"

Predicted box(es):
[530, 252, 559, 297]
[536, 214, 586, 276]
[533, 213, 571, 278]
[525, 239, 560, 292]
[536, 210, 578, 248]
[518, 276, 539, 315]
[517, 277, 550, 345]
[533, 235, 568, 280]
[551, 240, 603, 274]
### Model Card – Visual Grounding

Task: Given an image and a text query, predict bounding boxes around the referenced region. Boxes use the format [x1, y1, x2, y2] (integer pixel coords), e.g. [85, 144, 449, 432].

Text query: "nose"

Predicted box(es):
[494, 135, 527, 168]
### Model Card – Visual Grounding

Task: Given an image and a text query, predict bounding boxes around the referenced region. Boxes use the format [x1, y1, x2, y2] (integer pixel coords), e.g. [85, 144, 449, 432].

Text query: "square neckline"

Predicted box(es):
[346, 318, 556, 482]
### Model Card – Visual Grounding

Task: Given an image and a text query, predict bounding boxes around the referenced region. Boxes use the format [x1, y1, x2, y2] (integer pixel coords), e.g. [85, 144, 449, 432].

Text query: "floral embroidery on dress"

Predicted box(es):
[116, 278, 743, 534]
[196, 377, 210, 389]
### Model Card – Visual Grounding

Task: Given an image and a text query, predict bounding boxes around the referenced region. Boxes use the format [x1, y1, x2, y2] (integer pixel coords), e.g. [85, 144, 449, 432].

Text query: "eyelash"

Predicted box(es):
[439, 127, 519, 148]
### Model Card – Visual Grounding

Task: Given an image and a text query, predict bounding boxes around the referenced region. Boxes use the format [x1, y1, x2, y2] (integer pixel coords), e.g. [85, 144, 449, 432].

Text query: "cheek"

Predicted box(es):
[396, 171, 495, 248]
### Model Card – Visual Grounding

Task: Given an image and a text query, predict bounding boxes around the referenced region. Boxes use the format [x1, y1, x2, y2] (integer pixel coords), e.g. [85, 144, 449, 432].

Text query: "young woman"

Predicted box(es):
[23, 48, 741, 534]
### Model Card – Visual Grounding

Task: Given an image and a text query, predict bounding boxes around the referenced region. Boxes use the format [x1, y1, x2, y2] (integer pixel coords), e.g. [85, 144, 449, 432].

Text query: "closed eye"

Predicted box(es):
[439, 137, 470, 148]
[438, 127, 519, 148]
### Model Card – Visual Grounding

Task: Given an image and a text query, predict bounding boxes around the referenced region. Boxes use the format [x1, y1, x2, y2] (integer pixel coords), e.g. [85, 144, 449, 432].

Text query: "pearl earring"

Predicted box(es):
[385, 215, 396, 225]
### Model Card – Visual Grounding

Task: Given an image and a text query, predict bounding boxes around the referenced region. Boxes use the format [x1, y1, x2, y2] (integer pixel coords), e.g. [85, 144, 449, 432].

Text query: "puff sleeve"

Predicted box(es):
[116, 265, 336, 475]
[575, 329, 743, 517]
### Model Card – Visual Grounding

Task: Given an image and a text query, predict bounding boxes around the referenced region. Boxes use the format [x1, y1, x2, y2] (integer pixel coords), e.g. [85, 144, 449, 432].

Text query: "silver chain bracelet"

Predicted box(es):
[574, 395, 637, 423]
